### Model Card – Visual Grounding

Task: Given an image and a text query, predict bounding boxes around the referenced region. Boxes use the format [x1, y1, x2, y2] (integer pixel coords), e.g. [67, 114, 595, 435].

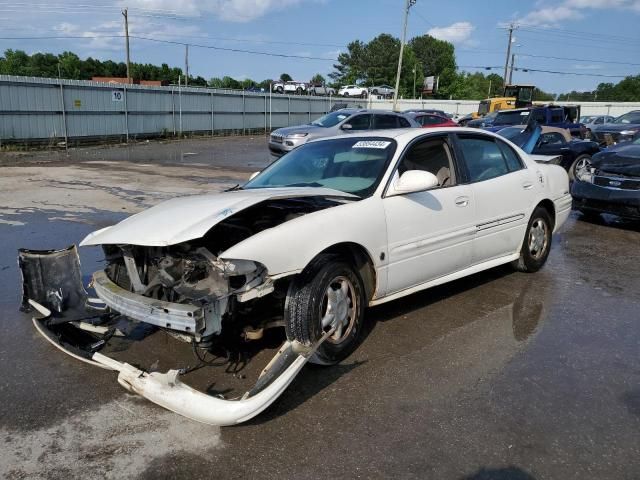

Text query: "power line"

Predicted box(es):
[458, 65, 628, 78]
[131, 35, 337, 61]
[512, 23, 640, 44]
[516, 52, 640, 68]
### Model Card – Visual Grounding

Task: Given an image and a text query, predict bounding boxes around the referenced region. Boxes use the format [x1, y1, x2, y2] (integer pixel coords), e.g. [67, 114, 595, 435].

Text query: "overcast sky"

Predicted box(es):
[0, 0, 639, 93]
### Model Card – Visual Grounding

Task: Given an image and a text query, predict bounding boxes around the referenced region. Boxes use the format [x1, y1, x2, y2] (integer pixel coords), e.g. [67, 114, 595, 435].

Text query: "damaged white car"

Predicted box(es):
[19, 128, 571, 425]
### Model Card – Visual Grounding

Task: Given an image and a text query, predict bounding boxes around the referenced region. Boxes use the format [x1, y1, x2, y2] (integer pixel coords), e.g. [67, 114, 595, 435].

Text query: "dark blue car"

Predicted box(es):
[572, 135, 640, 220]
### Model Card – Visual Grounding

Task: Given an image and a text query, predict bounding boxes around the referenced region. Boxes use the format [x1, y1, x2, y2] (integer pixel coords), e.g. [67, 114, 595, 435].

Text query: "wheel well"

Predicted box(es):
[316, 243, 377, 301]
[536, 199, 556, 229]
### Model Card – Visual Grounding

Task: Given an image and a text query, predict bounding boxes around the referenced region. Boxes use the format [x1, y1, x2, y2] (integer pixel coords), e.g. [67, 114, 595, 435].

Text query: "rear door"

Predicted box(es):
[373, 114, 401, 129]
[453, 133, 537, 265]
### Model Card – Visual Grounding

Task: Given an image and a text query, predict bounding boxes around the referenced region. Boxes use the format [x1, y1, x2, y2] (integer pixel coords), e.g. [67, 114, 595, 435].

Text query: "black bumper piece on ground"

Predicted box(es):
[571, 181, 640, 219]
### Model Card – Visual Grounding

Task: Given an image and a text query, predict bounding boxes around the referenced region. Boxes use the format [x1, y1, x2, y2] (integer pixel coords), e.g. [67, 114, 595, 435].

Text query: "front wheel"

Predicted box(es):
[285, 255, 365, 365]
[569, 154, 591, 181]
[343, 92, 349, 97]
[512, 207, 553, 273]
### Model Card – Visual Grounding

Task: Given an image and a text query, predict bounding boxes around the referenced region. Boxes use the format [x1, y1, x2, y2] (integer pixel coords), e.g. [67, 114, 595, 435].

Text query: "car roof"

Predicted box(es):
[309, 126, 499, 142]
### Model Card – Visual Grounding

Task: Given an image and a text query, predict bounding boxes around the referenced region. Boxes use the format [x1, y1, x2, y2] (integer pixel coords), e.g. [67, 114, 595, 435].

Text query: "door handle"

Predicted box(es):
[522, 182, 534, 190]
[455, 196, 469, 207]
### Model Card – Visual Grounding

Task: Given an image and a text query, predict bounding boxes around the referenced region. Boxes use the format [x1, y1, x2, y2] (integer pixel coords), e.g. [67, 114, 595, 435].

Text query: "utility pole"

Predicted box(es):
[503, 23, 515, 86]
[392, 0, 416, 111]
[184, 44, 189, 86]
[122, 7, 131, 84]
[508, 52, 515, 84]
[488, 78, 492, 97]
[413, 64, 417, 99]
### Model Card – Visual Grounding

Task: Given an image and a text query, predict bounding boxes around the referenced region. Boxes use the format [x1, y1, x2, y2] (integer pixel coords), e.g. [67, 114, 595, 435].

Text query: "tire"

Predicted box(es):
[275, 87, 283, 94]
[512, 206, 553, 273]
[296, 87, 303, 95]
[372, 89, 378, 95]
[361, 90, 367, 99]
[343, 92, 349, 97]
[285, 255, 366, 365]
[569, 154, 591, 181]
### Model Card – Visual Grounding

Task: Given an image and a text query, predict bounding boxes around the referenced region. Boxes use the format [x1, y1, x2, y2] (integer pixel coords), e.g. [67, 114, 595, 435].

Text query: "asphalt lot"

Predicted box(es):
[1, 136, 639, 480]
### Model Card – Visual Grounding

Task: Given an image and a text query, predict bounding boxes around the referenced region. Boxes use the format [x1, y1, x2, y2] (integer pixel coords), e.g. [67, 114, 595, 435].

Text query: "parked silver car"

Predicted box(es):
[268, 109, 419, 156]
[369, 85, 395, 97]
[580, 115, 615, 138]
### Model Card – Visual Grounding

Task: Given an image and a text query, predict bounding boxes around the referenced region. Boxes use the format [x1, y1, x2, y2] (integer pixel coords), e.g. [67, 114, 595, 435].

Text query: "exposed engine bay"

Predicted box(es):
[17, 195, 349, 425]
[97, 196, 346, 342]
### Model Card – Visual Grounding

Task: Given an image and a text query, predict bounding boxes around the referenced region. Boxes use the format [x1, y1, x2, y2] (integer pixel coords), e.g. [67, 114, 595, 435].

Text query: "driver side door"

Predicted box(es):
[382, 134, 476, 294]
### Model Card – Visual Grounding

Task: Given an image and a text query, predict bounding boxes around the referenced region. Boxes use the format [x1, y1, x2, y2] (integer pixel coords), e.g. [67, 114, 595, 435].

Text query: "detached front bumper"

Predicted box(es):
[18, 245, 329, 426]
[571, 180, 640, 219]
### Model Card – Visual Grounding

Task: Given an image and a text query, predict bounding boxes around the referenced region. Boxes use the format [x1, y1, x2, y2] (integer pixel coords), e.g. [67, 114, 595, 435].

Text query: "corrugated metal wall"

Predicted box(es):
[0, 76, 362, 143]
[1, 75, 639, 142]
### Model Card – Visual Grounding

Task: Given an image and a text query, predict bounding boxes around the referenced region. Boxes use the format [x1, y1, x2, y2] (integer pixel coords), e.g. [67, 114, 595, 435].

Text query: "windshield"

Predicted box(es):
[612, 112, 640, 124]
[311, 111, 352, 128]
[244, 137, 397, 197]
[497, 126, 529, 147]
[478, 100, 490, 115]
[494, 110, 530, 126]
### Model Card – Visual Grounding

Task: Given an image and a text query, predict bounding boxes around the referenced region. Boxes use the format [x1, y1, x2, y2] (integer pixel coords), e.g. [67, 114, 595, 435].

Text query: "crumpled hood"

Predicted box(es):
[592, 145, 640, 176]
[80, 187, 355, 247]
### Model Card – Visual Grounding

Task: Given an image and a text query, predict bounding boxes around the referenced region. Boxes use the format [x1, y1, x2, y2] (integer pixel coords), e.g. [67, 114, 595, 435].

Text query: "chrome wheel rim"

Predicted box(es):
[575, 157, 591, 174]
[528, 219, 549, 260]
[320, 276, 356, 344]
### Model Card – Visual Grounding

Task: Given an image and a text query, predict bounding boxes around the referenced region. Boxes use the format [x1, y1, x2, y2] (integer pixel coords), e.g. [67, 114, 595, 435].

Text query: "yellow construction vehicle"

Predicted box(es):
[471, 84, 536, 119]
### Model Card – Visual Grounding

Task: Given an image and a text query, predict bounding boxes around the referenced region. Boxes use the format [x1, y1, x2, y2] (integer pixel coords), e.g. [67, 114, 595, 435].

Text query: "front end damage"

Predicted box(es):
[18, 195, 349, 425]
[19, 245, 332, 426]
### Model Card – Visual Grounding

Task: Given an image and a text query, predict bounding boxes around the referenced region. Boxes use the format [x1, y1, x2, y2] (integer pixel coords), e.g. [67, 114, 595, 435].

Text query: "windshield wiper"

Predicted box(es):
[224, 184, 243, 192]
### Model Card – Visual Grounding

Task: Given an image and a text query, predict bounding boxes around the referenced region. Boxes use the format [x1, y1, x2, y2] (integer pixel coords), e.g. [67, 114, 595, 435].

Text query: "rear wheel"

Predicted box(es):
[285, 255, 365, 365]
[512, 207, 553, 273]
[343, 92, 349, 97]
[361, 90, 368, 99]
[569, 154, 592, 181]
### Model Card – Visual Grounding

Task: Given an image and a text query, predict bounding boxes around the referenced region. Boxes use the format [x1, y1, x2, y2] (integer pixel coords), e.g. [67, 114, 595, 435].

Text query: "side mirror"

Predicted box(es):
[387, 170, 439, 197]
[341, 123, 353, 130]
[249, 171, 260, 180]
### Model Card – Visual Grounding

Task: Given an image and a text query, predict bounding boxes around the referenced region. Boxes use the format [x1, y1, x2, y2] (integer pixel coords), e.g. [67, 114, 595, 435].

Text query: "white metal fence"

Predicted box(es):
[1, 75, 639, 143]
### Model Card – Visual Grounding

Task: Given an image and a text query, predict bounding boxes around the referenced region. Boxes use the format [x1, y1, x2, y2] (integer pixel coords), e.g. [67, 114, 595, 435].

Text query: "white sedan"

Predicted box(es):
[20, 127, 571, 425]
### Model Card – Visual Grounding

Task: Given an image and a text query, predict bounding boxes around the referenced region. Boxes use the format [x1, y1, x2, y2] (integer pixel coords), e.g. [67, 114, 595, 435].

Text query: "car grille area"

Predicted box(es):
[594, 174, 640, 190]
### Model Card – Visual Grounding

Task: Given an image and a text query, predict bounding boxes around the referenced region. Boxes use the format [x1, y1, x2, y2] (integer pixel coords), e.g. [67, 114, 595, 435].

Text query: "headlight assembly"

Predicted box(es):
[576, 166, 595, 183]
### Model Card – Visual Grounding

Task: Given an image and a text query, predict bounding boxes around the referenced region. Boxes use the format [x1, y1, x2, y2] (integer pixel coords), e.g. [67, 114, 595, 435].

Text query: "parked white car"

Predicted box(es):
[272, 80, 307, 94]
[20, 127, 571, 426]
[338, 84, 368, 97]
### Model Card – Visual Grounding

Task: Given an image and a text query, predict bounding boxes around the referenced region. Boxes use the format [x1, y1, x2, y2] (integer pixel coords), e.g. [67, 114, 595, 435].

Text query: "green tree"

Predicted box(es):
[279, 73, 292, 82]
[310, 73, 325, 85]
[329, 40, 366, 84]
[57, 51, 82, 79]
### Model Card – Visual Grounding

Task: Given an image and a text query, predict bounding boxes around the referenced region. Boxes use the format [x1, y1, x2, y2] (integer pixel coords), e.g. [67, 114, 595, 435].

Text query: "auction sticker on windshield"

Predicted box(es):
[352, 140, 392, 149]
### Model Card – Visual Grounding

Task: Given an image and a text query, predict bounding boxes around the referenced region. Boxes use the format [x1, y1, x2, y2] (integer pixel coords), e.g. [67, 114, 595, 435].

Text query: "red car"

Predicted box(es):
[410, 113, 457, 128]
